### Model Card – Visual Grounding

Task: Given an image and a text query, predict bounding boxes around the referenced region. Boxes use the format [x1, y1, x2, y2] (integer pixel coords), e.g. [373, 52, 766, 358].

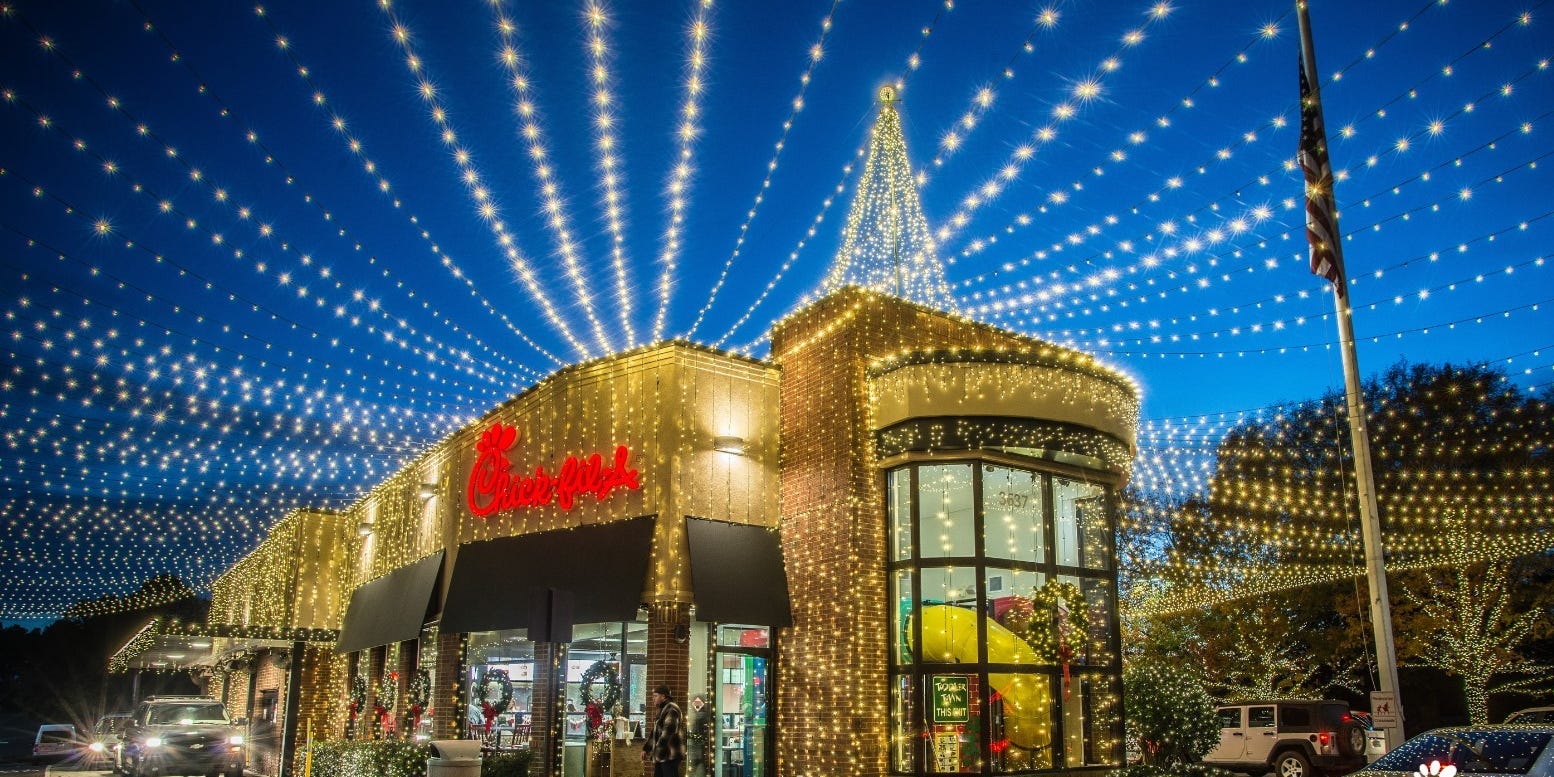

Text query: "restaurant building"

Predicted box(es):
[118, 284, 1140, 777]
[109, 86, 1145, 777]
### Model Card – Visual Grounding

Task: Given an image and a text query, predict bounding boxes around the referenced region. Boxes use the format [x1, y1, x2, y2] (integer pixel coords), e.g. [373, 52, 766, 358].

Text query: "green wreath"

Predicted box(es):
[579, 657, 621, 720]
[348, 674, 368, 719]
[374, 669, 400, 714]
[407, 668, 432, 711]
[475, 668, 513, 716]
[1023, 579, 1090, 662]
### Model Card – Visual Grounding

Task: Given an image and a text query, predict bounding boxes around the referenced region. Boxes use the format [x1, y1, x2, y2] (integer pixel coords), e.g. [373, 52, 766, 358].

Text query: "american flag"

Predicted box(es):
[1299, 58, 1345, 294]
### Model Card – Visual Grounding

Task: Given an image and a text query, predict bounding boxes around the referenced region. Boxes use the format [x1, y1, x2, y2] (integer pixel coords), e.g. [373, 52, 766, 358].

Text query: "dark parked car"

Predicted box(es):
[88, 712, 132, 766]
[120, 695, 246, 777]
[1506, 709, 1554, 726]
[1347, 726, 1554, 777]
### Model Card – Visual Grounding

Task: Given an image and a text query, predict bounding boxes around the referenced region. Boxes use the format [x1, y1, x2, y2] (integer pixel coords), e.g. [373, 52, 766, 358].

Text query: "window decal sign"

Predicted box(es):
[467, 422, 641, 516]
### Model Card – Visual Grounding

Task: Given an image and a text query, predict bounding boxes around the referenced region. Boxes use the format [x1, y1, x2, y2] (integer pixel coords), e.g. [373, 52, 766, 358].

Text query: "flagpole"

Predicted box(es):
[1296, 0, 1404, 753]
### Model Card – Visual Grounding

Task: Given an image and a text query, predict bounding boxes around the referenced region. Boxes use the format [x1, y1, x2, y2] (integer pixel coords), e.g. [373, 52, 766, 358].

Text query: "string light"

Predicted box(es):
[824, 87, 955, 310]
[675, 0, 842, 342]
[239, 5, 568, 368]
[375, 0, 597, 359]
[651, 0, 715, 345]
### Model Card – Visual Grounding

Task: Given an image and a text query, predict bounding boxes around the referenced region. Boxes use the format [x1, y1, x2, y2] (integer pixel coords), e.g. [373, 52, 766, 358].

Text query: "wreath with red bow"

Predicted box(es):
[406, 668, 432, 733]
[347, 674, 368, 724]
[1024, 579, 1090, 698]
[374, 670, 400, 732]
[579, 658, 621, 738]
[474, 669, 513, 734]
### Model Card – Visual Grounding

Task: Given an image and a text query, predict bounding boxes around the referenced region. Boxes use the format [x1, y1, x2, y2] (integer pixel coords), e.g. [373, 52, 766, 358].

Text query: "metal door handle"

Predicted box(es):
[1231, 732, 1244, 737]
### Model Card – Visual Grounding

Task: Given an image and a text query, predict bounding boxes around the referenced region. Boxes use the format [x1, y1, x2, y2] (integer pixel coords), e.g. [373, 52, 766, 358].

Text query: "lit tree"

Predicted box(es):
[1395, 513, 1554, 725]
[1122, 362, 1554, 714]
[824, 85, 956, 310]
[1123, 659, 1220, 766]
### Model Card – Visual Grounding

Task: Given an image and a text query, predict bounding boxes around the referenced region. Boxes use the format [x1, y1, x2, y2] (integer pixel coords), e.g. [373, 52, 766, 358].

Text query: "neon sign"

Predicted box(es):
[467, 422, 641, 516]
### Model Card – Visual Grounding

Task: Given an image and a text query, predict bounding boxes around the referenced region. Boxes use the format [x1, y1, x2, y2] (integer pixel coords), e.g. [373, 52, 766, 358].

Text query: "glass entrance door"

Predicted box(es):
[714, 626, 772, 777]
[716, 653, 769, 777]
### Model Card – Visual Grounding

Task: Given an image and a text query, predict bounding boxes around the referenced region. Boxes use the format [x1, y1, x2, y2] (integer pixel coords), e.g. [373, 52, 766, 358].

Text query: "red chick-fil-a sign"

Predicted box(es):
[466, 422, 641, 517]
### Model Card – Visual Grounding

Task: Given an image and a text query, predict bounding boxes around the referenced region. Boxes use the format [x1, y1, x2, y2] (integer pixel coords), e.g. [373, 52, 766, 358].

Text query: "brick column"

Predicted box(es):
[395, 639, 416, 738]
[431, 629, 466, 741]
[344, 652, 360, 739]
[646, 602, 692, 724]
[288, 643, 341, 775]
[367, 645, 387, 739]
[530, 642, 565, 777]
[771, 288, 1032, 777]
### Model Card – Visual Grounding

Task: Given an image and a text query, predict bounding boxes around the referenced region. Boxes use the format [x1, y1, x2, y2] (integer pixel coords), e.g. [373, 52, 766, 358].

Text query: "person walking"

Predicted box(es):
[642, 684, 685, 777]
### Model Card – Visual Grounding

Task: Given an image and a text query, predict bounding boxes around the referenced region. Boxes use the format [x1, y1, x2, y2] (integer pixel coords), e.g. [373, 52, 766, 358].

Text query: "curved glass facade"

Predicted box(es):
[887, 458, 1122, 775]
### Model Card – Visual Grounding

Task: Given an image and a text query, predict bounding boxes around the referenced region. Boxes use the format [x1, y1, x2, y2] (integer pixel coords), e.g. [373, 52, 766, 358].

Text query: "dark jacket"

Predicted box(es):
[643, 700, 685, 763]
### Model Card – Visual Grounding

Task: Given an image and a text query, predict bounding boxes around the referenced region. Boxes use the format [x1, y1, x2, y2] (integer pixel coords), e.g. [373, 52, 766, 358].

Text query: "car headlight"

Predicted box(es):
[228, 735, 244, 746]
[145, 737, 163, 748]
[89, 742, 106, 753]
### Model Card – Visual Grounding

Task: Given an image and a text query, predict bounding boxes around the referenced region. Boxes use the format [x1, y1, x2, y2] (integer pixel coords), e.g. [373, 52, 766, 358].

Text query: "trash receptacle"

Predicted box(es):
[1365, 730, 1388, 762]
[427, 739, 483, 777]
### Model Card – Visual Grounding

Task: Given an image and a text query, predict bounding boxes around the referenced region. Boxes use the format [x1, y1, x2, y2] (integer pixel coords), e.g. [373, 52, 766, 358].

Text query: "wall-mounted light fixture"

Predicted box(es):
[712, 435, 747, 456]
[418, 483, 438, 500]
[357, 521, 375, 537]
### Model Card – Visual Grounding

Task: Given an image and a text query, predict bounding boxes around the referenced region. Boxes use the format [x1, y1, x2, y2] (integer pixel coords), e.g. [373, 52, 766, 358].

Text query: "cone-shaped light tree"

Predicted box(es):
[825, 85, 956, 310]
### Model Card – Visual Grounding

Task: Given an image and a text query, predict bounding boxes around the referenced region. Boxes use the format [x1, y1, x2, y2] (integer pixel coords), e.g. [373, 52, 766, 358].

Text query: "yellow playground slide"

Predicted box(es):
[916, 605, 1052, 750]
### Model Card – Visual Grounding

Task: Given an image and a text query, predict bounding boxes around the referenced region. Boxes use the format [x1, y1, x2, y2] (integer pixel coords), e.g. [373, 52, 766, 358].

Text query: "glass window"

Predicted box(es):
[891, 674, 918, 773]
[1054, 478, 1109, 570]
[1060, 575, 1117, 667]
[718, 625, 770, 649]
[890, 468, 913, 561]
[1248, 707, 1276, 728]
[1218, 708, 1243, 728]
[893, 569, 916, 665]
[1281, 706, 1312, 728]
[982, 465, 1045, 563]
[990, 672, 1053, 773]
[985, 568, 1044, 667]
[925, 673, 981, 773]
[919, 566, 979, 664]
[888, 460, 1120, 776]
[148, 704, 227, 725]
[919, 464, 976, 559]
[1062, 673, 1122, 767]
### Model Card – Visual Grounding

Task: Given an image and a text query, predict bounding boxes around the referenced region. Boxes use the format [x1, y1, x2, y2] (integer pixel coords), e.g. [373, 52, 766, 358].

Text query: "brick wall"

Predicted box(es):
[224, 667, 252, 722]
[367, 645, 387, 739]
[395, 639, 416, 736]
[771, 288, 1032, 777]
[288, 643, 343, 776]
[530, 643, 562, 777]
[646, 602, 692, 728]
[431, 629, 466, 741]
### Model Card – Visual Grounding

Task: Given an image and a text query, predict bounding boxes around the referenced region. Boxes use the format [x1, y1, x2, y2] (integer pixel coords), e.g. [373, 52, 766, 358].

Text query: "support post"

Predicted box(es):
[1297, 0, 1404, 750]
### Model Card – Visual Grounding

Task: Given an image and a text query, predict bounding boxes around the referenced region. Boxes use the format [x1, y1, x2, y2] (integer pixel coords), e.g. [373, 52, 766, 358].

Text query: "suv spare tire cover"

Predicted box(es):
[1337, 720, 1364, 757]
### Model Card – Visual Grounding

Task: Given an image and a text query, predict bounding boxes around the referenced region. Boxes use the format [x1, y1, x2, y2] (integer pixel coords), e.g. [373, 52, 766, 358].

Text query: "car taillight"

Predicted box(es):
[1319, 732, 1331, 747]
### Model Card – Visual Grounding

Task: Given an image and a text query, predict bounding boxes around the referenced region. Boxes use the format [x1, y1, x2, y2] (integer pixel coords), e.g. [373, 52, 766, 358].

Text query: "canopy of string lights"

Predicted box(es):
[0, 0, 1548, 623]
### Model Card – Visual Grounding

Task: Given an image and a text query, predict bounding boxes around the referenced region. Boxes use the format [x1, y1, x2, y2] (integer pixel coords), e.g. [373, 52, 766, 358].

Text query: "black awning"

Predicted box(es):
[687, 519, 791, 627]
[336, 550, 444, 654]
[440, 517, 656, 634]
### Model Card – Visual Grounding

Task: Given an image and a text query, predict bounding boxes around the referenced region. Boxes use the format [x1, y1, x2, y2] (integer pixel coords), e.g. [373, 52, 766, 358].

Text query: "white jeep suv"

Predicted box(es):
[1203, 700, 1368, 777]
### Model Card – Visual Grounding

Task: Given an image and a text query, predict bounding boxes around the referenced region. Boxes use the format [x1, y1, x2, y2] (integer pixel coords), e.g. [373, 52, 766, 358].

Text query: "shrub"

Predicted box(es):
[1110, 764, 1240, 777]
[1123, 660, 1220, 765]
[482, 750, 533, 777]
[304, 739, 431, 777]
